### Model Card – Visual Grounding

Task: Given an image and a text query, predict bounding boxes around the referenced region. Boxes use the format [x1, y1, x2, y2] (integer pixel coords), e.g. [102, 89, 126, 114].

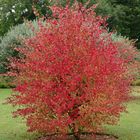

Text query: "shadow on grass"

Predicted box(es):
[37, 132, 118, 140]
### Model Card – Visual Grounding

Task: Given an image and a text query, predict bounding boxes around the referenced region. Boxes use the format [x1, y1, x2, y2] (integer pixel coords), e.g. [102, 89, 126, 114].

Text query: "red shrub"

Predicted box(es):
[7, 3, 137, 136]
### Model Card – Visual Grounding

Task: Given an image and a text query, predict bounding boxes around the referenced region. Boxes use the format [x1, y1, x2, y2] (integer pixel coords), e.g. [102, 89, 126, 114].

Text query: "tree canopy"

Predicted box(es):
[0, 0, 52, 36]
[96, 0, 140, 49]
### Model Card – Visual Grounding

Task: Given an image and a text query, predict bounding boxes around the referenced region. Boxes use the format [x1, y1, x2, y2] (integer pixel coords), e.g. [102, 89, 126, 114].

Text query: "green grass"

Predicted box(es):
[0, 89, 39, 140]
[106, 86, 140, 140]
[0, 87, 140, 140]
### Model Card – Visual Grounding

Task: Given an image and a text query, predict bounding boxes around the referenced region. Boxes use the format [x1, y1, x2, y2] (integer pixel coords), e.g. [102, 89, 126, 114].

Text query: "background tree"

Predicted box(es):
[0, 20, 41, 88]
[96, 0, 140, 49]
[0, 0, 52, 36]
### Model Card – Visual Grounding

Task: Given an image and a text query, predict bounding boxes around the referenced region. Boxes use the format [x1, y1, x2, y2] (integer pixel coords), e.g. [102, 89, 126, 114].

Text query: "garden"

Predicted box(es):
[0, 0, 140, 140]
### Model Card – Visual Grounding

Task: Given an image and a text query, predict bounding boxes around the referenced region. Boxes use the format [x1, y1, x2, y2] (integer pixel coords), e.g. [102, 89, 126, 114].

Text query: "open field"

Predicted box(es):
[0, 87, 140, 140]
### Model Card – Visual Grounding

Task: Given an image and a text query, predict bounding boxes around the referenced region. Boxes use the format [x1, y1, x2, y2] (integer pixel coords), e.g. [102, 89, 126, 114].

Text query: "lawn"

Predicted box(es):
[106, 86, 140, 140]
[0, 89, 39, 140]
[0, 87, 140, 140]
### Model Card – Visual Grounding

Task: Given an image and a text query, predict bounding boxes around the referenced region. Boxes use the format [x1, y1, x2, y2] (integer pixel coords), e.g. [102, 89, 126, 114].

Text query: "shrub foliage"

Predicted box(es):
[0, 21, 41, 88]
[7, 3, 138, 138]
[0, 20, 40, 74]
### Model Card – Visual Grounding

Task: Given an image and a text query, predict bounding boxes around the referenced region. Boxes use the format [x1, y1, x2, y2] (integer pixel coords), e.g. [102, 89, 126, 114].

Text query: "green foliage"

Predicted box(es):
[0, 20, 40, 74]
[132, 79, 140, 86]
[0, 0, 95, 36]
[96, 0, 140, 49]
[0, 0, 52, 36]
[0, 76, 15, 88]
[0, 21, 40, 89]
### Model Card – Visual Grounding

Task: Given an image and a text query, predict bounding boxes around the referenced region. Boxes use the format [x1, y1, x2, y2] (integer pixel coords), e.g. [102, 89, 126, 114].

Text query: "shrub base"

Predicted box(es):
[37, 132, 118, 140]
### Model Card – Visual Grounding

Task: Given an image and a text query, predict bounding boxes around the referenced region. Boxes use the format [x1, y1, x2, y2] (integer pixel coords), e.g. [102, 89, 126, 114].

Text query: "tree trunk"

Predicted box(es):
[69, 123, 80, 140]
[73, 132, 80, 140]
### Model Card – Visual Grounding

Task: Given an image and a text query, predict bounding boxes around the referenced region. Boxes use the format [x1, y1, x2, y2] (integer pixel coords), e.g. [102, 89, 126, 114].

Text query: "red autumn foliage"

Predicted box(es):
[7, 3, 138, 136]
